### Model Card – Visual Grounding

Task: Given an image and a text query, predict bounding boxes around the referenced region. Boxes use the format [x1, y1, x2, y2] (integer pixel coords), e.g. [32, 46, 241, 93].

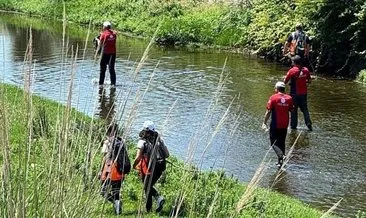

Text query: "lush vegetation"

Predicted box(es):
[358, 69, 366, 83]
[1, 0, 366, 77]
[0, 83, 326, 217]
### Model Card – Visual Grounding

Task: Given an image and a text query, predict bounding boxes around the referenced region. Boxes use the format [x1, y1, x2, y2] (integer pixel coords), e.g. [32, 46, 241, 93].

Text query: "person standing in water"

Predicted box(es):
[96, 21, 117, 86]
[262, 82, 294, 167]
[284, 55, 313, 131]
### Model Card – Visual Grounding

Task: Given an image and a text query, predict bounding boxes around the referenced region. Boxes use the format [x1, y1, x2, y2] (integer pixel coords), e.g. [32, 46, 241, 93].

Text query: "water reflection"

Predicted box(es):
[6, 23, 55, 63]
[97, 86, 116, 124]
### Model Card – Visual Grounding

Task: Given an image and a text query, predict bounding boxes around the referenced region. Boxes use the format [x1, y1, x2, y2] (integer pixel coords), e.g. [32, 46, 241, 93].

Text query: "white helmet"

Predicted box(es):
[143, 120, 156, 131]
[103, 21, 112, 28]
[275, 81, 285, 89]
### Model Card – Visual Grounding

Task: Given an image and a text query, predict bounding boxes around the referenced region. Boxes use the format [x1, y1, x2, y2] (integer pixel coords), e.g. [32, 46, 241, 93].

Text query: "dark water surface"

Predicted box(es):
[1, 13, 366, 217]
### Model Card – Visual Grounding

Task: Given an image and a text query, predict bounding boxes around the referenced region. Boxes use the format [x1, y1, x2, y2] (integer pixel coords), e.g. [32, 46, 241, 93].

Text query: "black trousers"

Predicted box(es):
[99, 53, 116, 85]
[101, 179, 122, 202]
[269, 128, 288, 161]
[141, 162, 165, 211]
[291, 94, 312, 129]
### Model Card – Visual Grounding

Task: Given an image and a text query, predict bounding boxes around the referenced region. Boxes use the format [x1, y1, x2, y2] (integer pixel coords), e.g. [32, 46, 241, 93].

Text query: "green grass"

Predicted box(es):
[0, 83, 325, 217]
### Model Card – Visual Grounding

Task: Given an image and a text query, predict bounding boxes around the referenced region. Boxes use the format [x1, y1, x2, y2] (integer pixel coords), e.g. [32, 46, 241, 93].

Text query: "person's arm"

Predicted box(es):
[307, 69, 312, 84]
[262, 109, 271, 130]
[262, 98, 273, 130]
[283, 34, 293, 55]
[284, 70, 292, 84]
[305, 36, 311, 57]
[160, 138, 170, 158]
[133, 140, 145, 168]
[289, 97, 294, 112]
[101, 139, 109, 155]
[99, 32, 105, 46]
[133, 149, 143, 169]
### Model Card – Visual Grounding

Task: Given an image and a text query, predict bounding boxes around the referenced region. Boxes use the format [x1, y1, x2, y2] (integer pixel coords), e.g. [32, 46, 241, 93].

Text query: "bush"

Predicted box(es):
[358, 69, 366, 83]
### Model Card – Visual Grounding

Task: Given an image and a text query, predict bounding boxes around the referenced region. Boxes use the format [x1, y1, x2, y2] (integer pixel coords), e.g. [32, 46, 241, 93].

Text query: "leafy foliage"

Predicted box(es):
[358, 69, 366, 83]
[315, 0, 366, 77]
[2, 0, 366, 75]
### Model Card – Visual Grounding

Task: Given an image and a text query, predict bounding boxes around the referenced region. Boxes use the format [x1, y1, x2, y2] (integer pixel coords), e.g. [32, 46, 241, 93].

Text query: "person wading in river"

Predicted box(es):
[283, 23, 311, 60]
[262, 82, 294, 167]
[284, 55, 313, 131]
[95, 21, 117, 86]
[100, 123, 130, 215]
[133, 121, 169, 213]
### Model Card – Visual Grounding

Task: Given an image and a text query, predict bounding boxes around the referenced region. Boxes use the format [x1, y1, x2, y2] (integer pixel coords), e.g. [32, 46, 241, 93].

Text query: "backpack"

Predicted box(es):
[111, 137, 131, 174]
[142, 135, 168, 171]
[291, 31, 307, 55]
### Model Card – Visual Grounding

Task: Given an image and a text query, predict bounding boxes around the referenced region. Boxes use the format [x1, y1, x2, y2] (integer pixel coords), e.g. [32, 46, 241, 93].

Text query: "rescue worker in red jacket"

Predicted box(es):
[133, 121, 169, 213]
[284, 55, 313, 131]
[262, 82, 294, 167]
[96, 21, 117, 86]
[100, 123, 130, 215]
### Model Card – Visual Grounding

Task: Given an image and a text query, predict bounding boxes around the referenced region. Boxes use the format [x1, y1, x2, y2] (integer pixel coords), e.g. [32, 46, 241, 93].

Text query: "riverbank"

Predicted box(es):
[1, 0, 365, 77]
[0, 83, 326, 217]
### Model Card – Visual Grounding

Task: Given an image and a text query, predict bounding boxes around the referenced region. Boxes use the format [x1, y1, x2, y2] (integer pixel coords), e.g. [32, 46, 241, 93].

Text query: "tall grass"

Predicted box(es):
[0, 13, 330, 218]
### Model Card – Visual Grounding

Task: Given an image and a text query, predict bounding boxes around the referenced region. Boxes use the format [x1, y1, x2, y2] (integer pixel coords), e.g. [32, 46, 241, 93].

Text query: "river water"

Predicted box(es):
[1, 13, 365, 217]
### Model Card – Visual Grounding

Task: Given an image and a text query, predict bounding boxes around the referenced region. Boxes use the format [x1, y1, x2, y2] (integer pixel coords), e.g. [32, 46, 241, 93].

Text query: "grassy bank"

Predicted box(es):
[2, 0, 366, 77]
[0, 83, 327, 217]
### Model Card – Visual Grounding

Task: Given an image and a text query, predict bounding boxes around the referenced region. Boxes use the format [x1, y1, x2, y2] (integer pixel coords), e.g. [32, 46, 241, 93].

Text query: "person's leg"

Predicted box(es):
[111, 180, 122, 201]
[142, 174, 154, 212]
[108, 54, 116, 86]
[270, 128, 284, 162]
[152, 163, 165, 212]
[291, 95, 299, 129]
[298, 94, 312, 130]
[99, 54, 108, 85]
[100, 179, 113, 202]
[143, 165, 164, 212]
[111, 180, 122, 215]
[276, 129, 288, 165]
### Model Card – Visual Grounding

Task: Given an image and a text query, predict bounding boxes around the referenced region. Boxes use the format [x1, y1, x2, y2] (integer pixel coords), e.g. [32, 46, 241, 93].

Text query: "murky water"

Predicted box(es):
[1, 13, 366, 217]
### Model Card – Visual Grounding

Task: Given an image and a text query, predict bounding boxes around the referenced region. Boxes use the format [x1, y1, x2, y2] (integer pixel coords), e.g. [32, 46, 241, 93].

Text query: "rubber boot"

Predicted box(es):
[114, 200, 121, 215]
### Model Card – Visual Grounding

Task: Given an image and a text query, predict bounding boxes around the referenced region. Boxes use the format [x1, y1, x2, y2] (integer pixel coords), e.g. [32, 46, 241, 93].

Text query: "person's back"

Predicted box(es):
[267, 92, 293, 129]
[284, 55, 313, 131]
[98, 21, 117, 86]
[133, 121, 169, 213]
[100, 124, 129, 215]
[289, 30, 308, 57]
[137, 129, 169, 176]
[100, 29, 116, 54]
[284, 23, 310, 59]
[263, 82, 294, 167]
[285, 65, 311, 96]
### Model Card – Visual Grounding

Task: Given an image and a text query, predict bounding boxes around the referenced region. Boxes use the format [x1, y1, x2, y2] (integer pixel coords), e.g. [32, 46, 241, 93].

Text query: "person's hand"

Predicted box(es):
[262, 123, 268, 132]
[98, 171, 102, 179]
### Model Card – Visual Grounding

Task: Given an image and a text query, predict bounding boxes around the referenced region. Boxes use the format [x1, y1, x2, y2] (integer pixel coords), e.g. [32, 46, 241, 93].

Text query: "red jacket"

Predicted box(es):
[284, 65, 311, 95]
[266, 92, 294, 129]
[100, 29, 117, 54]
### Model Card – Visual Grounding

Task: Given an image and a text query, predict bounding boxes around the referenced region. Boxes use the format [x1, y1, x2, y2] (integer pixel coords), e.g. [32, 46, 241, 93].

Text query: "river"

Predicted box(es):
[0, 12, 365, 217]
